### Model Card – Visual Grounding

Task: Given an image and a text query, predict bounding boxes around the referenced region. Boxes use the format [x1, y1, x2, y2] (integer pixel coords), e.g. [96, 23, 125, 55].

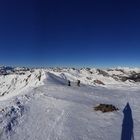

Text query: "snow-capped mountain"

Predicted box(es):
[0, 67, 140, 140]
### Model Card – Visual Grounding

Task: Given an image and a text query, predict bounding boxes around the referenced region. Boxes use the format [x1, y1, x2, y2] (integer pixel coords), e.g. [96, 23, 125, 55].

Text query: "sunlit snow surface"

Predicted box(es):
[0, 67, 140, 140]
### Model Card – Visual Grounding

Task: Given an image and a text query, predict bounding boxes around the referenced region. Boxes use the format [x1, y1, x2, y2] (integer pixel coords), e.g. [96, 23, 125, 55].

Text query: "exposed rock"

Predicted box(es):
[115, 68, 125, 73]
[112, 75, 120, 81]
[121, 73, 140, 82]
[86, 77, 92, 80]
[97, 69, 109, 77]
[94, 80, 105, 85]
[94, 104, 118, 113]
[121, 76, 128, 82]
[86, 68, 91, 71]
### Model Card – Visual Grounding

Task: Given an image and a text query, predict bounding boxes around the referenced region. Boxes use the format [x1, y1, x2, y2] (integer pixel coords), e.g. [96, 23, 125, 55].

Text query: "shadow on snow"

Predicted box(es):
[121, 102, 134, 140]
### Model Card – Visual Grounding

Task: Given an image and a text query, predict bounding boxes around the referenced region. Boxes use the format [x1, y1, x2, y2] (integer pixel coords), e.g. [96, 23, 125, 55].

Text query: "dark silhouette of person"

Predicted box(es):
[121, 102, 134, 140]
[68, 80, 71, 86]
[77, 80, 80, 87]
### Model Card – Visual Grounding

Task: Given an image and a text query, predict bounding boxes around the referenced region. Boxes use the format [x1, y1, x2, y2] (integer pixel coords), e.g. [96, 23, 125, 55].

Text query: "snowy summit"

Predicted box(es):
[0, 67, 140, 140]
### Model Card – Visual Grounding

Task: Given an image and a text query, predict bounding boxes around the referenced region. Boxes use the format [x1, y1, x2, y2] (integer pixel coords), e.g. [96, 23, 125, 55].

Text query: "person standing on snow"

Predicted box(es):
[68, 80, 71, 86]
[77, 80, 80, 87]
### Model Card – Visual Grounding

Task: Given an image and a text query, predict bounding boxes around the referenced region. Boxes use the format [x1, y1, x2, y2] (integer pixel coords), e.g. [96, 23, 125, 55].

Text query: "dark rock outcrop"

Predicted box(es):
[121, 73, 140, 82]
[94, 104, 118, 113]
[97, 69, 109, 77]
[94, 80, 105, 85]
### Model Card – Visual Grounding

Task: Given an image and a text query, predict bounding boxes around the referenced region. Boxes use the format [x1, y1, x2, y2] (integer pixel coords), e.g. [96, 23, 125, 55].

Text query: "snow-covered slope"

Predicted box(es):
[47, 67, 140, 87]
[0, 67, 140, 140]
[0, 68, 46, 100]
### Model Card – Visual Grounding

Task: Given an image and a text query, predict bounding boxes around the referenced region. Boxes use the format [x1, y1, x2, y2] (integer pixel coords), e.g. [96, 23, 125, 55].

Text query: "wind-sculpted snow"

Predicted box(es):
[47, 72, 67, 85]
[0, 98, 28, 139]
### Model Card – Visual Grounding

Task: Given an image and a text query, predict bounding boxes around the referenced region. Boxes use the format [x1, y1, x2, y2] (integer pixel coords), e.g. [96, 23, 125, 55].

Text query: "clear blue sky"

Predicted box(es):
[0, 0, 140, 67]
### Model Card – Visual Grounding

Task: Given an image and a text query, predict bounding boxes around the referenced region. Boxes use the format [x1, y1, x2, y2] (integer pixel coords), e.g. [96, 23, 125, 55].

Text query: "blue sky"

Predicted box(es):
[0, 0, 140, 67]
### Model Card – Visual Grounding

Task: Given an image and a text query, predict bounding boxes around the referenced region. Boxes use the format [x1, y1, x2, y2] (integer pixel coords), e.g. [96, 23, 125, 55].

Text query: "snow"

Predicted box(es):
[0, 69, 45, 100]
[0, 67, 140, 140]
